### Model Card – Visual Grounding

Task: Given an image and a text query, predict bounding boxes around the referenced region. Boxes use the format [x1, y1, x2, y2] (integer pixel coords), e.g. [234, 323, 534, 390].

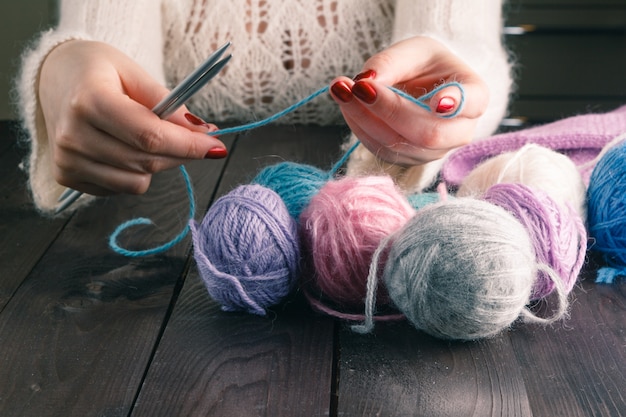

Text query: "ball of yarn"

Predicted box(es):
[483, 183, 587, 299]
[383, 198, 536, 340]
[300, 175, 415, 308]
[458, 144, 587, 218]
[190, 184, 300, 316]
[252, 161, 328, 219]
[407, 192, 447, 210]
[588, 141, 626, 267]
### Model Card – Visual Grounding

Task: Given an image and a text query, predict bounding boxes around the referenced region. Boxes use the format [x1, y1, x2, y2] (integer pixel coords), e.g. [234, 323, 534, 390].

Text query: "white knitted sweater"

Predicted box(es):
[17, 0, 511, 213]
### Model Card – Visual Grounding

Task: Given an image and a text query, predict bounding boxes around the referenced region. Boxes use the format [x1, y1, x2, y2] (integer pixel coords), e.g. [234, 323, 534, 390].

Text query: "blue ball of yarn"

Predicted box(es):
[252, 161, 329, 219]
[189, 184, 300, 316]
[588, 141, 626, 267]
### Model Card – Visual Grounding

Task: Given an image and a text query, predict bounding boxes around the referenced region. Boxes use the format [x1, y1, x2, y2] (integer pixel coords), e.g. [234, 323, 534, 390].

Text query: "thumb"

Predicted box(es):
[117, 58, 215, 131]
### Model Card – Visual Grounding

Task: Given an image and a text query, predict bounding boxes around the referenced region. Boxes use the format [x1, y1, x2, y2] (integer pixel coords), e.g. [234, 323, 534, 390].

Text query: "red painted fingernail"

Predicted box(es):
[330, 81, 353, 103]
[436, 97, 456, 113]
[353, 69, 376, 82]
[352, 81, 377, 104]
[205, 147, 228, 159]
[185, 112, 209, 126]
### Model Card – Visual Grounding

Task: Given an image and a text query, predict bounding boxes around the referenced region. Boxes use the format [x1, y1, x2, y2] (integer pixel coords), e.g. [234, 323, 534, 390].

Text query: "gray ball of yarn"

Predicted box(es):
[383, 198, 536, 340]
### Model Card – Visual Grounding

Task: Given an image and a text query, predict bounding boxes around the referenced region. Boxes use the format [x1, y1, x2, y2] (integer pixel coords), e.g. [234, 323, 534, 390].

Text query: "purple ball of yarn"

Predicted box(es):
[190, 184, 300, 316]
[483, 183, 587, 299]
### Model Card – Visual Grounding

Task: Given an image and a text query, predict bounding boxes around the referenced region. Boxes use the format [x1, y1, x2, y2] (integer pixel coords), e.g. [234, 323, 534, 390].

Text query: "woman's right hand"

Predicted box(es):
[38, 40, 227, 197]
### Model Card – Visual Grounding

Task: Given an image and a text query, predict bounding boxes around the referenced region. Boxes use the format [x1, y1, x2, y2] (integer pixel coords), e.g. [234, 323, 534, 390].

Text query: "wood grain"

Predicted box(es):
[132, 125, 347, 416]
[336, 322, 532, 417]
[0, 129, 69, 310]
[0, 146, 231, 417]
[509, 272, 626, 417]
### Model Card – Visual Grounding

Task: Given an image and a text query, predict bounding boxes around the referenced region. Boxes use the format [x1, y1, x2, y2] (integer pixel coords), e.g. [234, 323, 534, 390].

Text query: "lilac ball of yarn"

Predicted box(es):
[252, 161, 328, 219]
[189, 184, 300, 316]
[483, 183, 587, 299]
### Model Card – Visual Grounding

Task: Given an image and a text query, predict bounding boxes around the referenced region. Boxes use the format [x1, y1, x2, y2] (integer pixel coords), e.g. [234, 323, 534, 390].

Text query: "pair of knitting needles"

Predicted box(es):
[55, 42, 233, 214]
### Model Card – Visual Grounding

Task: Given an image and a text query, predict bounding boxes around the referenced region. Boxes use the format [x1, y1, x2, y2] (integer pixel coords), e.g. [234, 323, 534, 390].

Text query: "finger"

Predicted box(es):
[356, 37, 442, 86]
[351, 80, 446, 148]
[117, 57, 221, 134]
[55, 152, 153, 196]
[52, 111, 192, 175]
[426, 82, 488, 120]
[85, 88, 226, 160]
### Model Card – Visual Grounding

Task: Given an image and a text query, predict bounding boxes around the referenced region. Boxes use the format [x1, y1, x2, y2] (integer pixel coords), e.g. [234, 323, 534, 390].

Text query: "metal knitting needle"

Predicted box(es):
[55, 42, 232, 214]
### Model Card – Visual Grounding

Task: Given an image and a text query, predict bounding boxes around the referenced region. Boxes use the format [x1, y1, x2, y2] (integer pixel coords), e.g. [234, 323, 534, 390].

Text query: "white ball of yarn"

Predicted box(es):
[457, 144, 587, 218]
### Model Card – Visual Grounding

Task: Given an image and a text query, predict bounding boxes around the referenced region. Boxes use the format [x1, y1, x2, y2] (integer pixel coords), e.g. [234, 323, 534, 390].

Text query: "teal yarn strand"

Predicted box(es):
[211, 86, 331, 136]
[211, 82, 465, 137]
[388, 82, 465, 119]
[109, 165, 195, 257]
[109, 82, 465, 256]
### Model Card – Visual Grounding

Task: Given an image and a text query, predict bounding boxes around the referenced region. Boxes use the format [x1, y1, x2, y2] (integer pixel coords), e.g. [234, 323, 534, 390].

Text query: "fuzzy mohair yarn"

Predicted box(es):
[190, 184, 300, 316]
[300, 175, 415, 308]
[252, 161, 329, 219]
[381, 198, 537, 340]
[587, 139, 626, 283]
[458, 144, 587, 218]
[483, 183, 587, 299]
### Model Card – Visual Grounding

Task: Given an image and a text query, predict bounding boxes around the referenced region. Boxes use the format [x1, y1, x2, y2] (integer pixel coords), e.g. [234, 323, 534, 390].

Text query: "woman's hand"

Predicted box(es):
[329, 36, 489, 166]
[39, 40, 227, 196]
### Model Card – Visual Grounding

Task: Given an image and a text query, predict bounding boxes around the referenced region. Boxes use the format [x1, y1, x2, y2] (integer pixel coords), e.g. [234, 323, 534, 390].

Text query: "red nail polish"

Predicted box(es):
[205, 147, 228, 159]
[185, 112, 209, 126]
[330, 81, 353, 103]
[436, 97, 455, 113]
[352, 81, 377, 104]
[353, 69, 376, 82]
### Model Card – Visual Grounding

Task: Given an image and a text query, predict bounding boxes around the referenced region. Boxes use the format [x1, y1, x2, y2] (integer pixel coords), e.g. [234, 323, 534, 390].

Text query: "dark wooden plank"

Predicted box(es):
[508, 99, 625, 125]
[336, 322, 532, 416]
[0, 121, 20, 154]
[0, 139, 232, 417]
[132, 271, 335, 417]
[509, 270, 626, 417]
[507, 33, 626, 99]
[0, 125, 69, 311]
[131, 125, 347, 417]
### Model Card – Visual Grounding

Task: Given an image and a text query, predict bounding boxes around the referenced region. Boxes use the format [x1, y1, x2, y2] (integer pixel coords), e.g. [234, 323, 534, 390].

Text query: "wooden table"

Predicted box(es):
[0, 121, 624, 417]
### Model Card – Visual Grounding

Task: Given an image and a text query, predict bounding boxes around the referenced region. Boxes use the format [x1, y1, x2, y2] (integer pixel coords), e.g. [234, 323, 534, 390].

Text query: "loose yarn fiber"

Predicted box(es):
[189, 184, 299, 315]
[587, 139, 626, 283]
[483, 183, 587, 299]
[300, 175, 415, 308]
[458, 144, 587, 218]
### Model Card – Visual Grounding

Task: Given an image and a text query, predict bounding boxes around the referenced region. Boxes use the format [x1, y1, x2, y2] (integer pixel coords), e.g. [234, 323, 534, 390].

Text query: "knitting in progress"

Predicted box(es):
[109, 84, 626, 340]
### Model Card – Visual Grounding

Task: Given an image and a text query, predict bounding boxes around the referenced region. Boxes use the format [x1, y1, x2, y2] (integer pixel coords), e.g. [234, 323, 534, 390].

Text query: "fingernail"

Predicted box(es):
[185, 112, 210, 126]
[436, 97, 456, 113]
[352, 81, 377, 104]
[330, 80, 353, 103]
[353, 69, 376, 82]
[205, 147, 228, 159]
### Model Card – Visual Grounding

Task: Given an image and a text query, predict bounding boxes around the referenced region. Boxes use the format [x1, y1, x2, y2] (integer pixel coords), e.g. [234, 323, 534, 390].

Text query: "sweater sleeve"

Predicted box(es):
[15, 0, 165, 214]
[346, 0, 512, 193]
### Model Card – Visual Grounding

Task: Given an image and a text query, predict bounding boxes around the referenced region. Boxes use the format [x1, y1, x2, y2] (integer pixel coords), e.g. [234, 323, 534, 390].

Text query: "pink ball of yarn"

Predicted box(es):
[300, 176, 415, 308]
[483, 183, 587, 299]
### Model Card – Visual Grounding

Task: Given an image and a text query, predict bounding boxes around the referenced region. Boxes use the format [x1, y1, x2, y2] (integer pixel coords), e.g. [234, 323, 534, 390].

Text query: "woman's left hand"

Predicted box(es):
[329, 36, 489, 166]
